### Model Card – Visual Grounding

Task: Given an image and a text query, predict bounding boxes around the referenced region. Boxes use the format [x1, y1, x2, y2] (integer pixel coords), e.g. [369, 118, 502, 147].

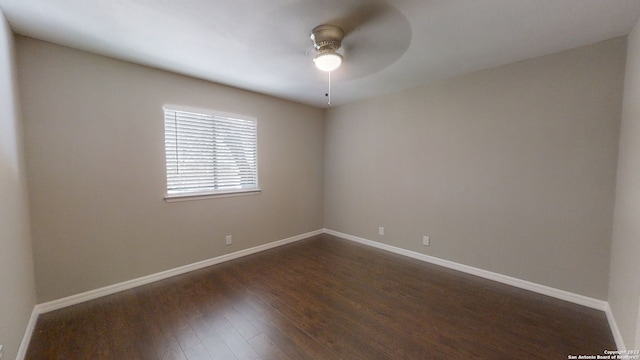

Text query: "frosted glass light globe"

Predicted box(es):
[314, 51, 342, 72]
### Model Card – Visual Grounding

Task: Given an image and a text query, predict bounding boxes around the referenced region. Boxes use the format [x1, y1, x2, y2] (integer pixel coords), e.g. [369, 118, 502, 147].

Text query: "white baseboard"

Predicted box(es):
[34, 229, 323, 315]
[604, 303, 626, 351]
[16, 306, 39, 360]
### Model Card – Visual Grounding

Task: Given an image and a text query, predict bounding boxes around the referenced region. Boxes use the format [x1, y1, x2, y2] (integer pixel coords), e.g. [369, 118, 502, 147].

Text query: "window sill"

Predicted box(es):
[164, 189, 262, 202]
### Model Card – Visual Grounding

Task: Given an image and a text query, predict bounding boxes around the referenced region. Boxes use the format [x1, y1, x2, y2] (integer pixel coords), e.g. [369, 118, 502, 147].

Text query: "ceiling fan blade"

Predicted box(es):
[329, 2, 393, 37]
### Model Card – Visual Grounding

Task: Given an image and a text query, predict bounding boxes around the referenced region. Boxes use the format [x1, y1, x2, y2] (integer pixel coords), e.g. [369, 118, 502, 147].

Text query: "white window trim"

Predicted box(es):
[164, 188, 261, 202]
[163, 105, 261, 201]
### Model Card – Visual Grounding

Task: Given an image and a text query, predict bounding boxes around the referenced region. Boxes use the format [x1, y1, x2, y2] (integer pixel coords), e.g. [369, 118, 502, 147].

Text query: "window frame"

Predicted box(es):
[163, 105, 260, 202]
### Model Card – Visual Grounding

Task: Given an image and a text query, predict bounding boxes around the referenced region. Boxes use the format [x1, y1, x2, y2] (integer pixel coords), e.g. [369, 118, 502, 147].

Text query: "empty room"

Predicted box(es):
[2, 0, 640, 359]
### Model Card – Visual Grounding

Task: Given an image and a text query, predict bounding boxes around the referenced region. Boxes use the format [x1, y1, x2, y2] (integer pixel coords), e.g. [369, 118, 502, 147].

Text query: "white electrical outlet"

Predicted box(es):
[0, 344, 4, 359]
[225, 235, 232, 245]
[422, 236, 430, 246]
[378, 227, 384, 236]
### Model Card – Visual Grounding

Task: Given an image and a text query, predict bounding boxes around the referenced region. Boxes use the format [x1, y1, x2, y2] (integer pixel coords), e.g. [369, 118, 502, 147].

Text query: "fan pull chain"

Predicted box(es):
[326, 70, 332, 106]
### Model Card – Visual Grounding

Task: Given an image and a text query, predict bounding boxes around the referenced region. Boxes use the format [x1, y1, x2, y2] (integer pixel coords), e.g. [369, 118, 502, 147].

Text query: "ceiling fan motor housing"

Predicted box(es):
[310, 24, 345, 52]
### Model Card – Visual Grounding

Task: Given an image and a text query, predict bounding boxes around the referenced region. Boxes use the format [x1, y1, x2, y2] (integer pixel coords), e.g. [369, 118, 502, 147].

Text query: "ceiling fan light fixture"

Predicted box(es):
[311, 24, 345, 73]
[314, 50, 343, 72]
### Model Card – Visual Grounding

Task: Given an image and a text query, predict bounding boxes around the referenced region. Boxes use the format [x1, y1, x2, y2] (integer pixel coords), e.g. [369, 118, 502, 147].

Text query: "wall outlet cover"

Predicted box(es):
[225, 235, 232, 245]
[378, 227, 384, 236]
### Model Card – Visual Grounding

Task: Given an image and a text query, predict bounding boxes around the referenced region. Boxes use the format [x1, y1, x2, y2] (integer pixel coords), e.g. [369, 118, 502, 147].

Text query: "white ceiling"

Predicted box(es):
[1, 0, 640, 108]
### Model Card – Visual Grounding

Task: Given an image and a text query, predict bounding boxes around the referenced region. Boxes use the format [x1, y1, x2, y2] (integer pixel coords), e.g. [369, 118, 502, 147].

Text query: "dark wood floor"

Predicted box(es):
[26, 234, 615, 359]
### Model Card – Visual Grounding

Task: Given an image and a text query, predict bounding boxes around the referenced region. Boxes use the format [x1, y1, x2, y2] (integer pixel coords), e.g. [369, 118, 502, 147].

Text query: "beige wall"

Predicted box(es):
[609, 18, 640, 348]
[17, 37, 324, 302]
[0, 11, 37, 360]
[324, 38, 626, 300]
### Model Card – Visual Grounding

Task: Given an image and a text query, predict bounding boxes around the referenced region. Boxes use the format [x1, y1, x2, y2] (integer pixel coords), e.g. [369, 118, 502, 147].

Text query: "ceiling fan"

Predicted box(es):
[306, 2, 411, 75]
[310, 24, 345, 72]
[251, 1, 412, 104]
[309, 24, 345, 104]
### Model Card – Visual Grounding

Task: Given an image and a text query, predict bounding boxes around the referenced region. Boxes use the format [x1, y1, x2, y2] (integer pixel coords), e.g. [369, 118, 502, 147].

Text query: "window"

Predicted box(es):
[163, 106, 259, 200]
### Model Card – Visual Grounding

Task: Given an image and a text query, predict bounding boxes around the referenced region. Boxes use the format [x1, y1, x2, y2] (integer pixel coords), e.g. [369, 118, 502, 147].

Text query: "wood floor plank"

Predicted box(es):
[137, 290, 187, 360]
[247, 333, 292, 360]
[208, 314, 262, 360]
[181, 343, 213, 360]
[230, 293, 338, 360]
[190, 315, 238, 360]
[224, 261, 387, 359]
[25, 234, 616, 359]
[156, 335, 188, 360]
[221, 305, 261, 341]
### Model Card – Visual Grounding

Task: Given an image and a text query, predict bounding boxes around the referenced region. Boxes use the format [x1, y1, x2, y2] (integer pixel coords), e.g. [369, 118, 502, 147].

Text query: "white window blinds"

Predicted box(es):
[164, 107, 258, 198]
